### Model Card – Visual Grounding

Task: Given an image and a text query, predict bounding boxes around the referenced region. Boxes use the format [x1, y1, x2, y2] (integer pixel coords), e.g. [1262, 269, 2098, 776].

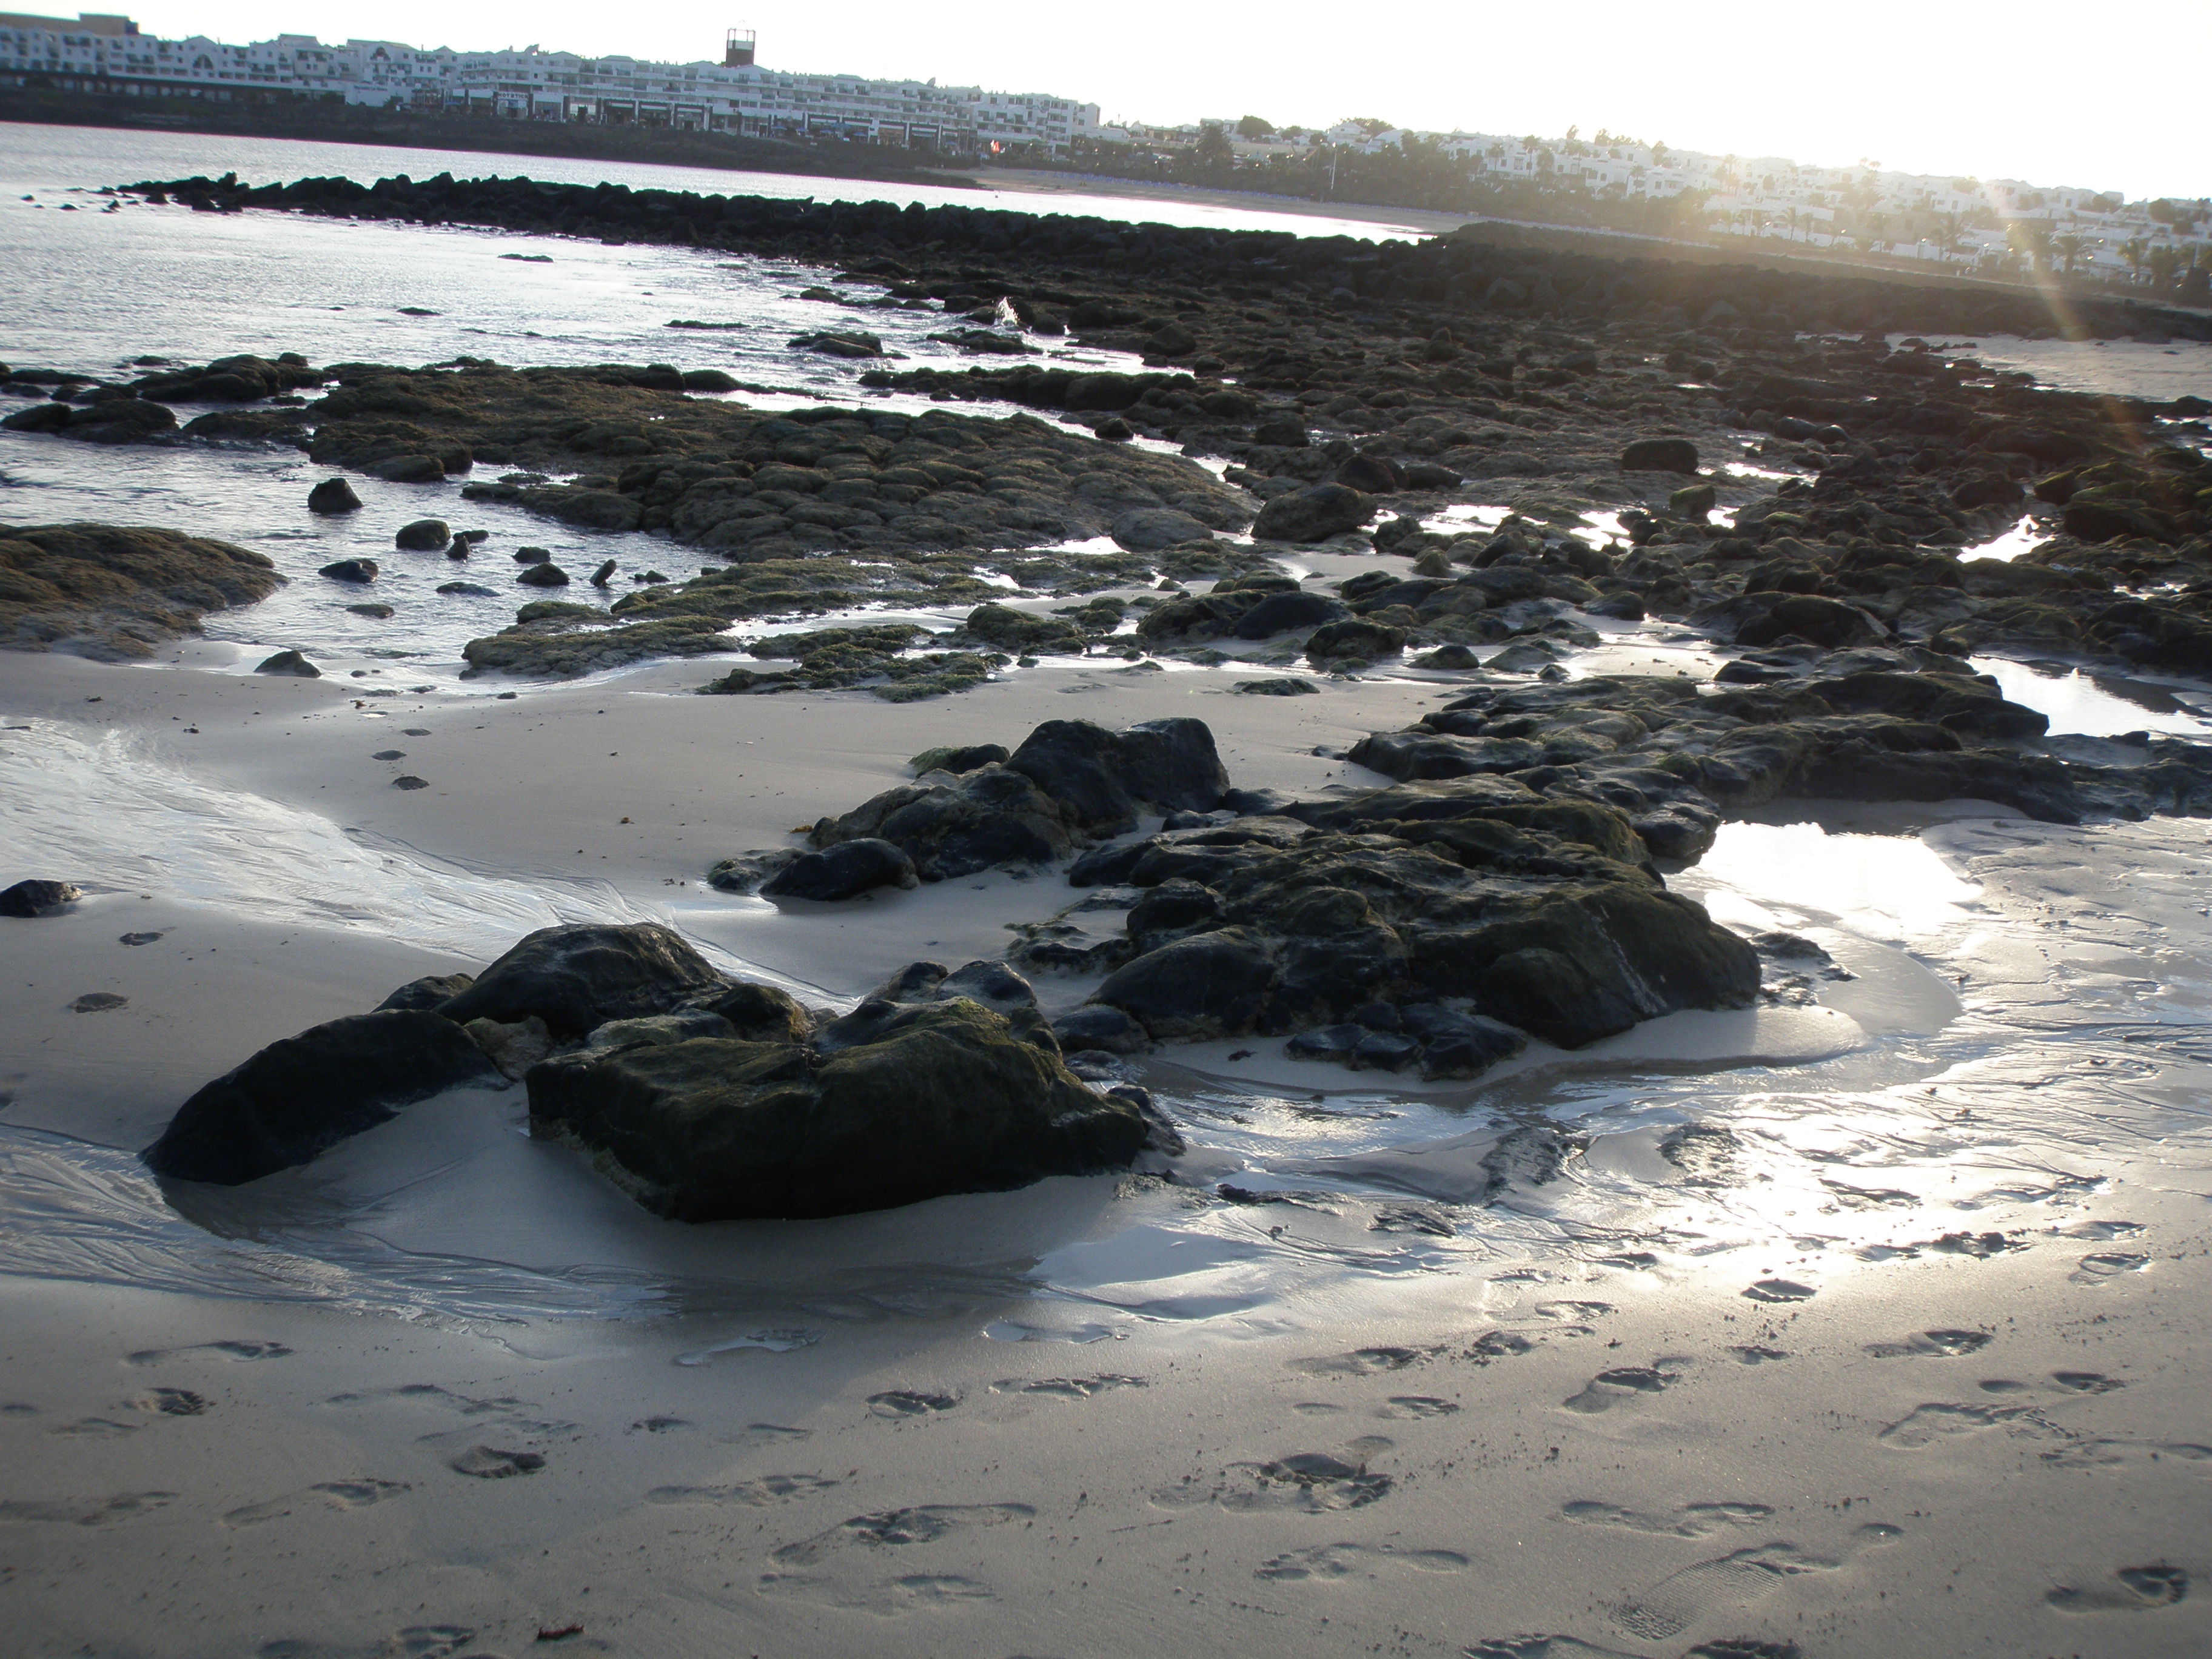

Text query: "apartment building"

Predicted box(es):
[0, 12, 1101, 154]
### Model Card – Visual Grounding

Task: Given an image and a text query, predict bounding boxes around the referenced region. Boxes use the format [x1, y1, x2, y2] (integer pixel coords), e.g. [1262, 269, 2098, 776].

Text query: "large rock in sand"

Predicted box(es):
[1619, 437, 1700, 474]
[1, 878, 81, 917]
[1007, 717, 1230, 832]
[436, 922, 726, 1037]
[144, 1010, 501, 1185]
[1251, 483, 1374, 543]
[1110, 508, 1213, 551]
[526, 996, 1155, 1219]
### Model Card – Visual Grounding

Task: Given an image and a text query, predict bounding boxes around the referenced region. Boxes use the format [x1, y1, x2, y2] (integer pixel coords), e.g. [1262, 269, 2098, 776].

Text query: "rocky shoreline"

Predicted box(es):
[6, 169, 2212, 1216]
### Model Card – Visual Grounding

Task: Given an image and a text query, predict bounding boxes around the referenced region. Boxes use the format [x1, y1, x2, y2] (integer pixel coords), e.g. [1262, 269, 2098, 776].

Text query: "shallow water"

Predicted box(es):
[1971, 655, 2211, 737]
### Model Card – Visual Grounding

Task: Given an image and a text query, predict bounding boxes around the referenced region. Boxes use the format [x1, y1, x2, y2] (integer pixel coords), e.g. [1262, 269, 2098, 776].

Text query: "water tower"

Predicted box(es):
[725, 25, 756, 67]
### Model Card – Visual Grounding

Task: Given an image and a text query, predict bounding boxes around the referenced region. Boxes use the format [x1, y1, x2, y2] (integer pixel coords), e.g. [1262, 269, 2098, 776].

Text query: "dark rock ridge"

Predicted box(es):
[120, 173, 2210, 346]
[728, 695, 2212, 1080]
[36, 170, 2210, 690]
[0, 522, 284, 660]
[140, 920, 1166, 1219]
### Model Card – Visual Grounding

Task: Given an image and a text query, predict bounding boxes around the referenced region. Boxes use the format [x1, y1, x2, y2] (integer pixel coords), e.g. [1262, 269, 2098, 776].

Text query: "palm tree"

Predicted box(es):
[2052, 232, 2086, 275]
[2120, 237, 2150, 284]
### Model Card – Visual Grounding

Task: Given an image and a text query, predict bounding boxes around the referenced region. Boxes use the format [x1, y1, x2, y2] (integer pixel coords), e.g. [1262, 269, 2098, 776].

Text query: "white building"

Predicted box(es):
[0, 12, 1101, 154]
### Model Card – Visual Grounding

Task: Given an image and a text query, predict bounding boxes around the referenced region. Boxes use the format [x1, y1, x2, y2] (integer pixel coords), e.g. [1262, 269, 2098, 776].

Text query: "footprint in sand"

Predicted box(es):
[1469, 1330, 1539, 1361]
[771, 1502, 1033, 1566]
[127, 1339, 291, 1366]
[646, 1474, 839, 1508]
[1290, 1344, 1443, 1376]
[757, 1569, 997, 1614]
[2071, 1250, 2149, 1283]
[1256, 1541, 1469, 1581]
[1376, 1395, 1460, 1419]
[719, 1421, 813, 1449]
[49, 1416, 139, 1437]
[987, 1375, 1146, 1400]
[1561, 1499, 1775, 1538]
[2038, 1436, 2211, 1471]
[1876, 1401, 2045, 1449]
[1609, 1523, 1902, 1640]
[866, 1389, 960, 1418]
[1155, 1441, 1396, 1514]
[1726, 1346, 1789, 1365]
[1464, 1637, 1649, 1658]
[132, 1386, 210, 1416]
[0, 1492, 176, 1527]
[2046, 1564, 2189, 1613]
[253, 1621, 478, 1658]
[447, 1445, 545, 1479]
[1740, 1279, 1815, 1304]
[2049, 1370, 2127, 1393]
[223, 1479, 410, 1528]
[1862, 1329, 1992, 1359]
[1533, 1300, 1615, 1323]
[1563, 1362, 1687, 1415]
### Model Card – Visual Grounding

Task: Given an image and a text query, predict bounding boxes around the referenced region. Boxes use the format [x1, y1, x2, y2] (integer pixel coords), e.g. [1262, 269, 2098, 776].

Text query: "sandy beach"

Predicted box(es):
[8, 640, 2208, 1658]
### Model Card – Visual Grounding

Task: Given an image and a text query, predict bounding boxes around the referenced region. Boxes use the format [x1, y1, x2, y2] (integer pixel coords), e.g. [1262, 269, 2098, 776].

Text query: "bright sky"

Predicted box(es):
[129, 1, 2212, 201]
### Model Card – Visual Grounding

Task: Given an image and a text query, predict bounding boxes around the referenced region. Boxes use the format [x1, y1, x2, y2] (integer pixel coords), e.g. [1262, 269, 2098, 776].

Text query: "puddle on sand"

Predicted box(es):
[1680, 820, 1984, 942]
[1960, 514, 2053, 563]
[1971, 657, 2209, 738]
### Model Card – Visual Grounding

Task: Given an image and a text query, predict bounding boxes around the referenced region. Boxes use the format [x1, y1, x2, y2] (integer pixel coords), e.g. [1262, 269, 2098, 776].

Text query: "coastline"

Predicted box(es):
[2, 135, 2210, 1657]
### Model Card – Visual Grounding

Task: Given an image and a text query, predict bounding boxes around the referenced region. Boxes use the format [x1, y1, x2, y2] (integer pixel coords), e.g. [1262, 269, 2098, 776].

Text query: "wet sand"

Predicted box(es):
[5, 641, 2210, 1658]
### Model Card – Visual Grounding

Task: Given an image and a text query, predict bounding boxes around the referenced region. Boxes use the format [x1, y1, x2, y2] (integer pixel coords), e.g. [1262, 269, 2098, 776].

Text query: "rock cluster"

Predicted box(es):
[142, 922, 1168, 1219]
[727, 697, 2212, 1081]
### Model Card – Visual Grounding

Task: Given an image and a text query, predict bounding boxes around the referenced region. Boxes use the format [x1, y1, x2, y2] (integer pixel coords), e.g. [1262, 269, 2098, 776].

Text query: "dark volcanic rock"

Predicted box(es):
[1007, 717, 1230, 832]
[254, 649, 320, 677]
[318, 558, 378, 583]
[1407, 884, 1761, 1048]
[1, 878, 82, 917]
[307, 477, 362, 514]
[394, 518, 451, 551]
[1307, 618, 1407, 663]
[1, 523, 285, 661]
[1110, 508, 1213, 552]
[143, 1010, 501, 1185]
[437, 922, 726, 1037]
[1233, 591, 1347, 638]
[813, 763, 1074, 880]
[1252, 484, 1373, 543]
[1620, 438, 1700, 474]
[526, 995, 1151, 1220]
[759, 837, 919, 902]
[1093, 928, 1279, 1039]
[375, 972, 479, 1011]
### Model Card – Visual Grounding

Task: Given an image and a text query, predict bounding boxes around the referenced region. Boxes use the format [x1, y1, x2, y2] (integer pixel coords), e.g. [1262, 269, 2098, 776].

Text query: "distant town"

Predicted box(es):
[2, 9, 2206, 299]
